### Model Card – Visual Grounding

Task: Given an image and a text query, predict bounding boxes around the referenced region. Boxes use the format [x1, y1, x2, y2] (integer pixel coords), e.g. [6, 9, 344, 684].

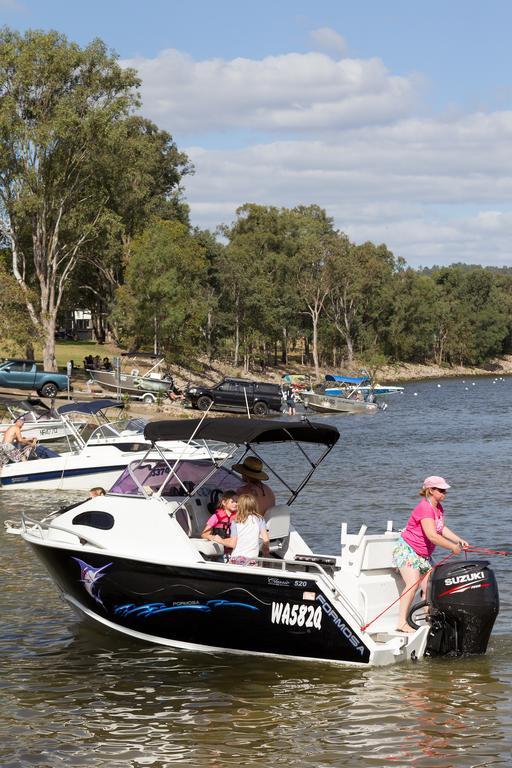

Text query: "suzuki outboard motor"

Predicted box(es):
[423, 559, 499, 657]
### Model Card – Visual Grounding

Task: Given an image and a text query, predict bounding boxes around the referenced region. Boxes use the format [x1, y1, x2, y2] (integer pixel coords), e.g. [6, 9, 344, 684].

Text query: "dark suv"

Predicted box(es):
[185, 377, 283, 416]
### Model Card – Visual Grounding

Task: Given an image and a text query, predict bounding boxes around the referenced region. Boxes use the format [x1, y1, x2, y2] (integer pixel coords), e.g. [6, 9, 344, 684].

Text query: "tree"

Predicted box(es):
[288, 206, 337, 380]
[0, 257, 38, 355]
[0, 28, 190, 369]
[111, 219, 209, 359]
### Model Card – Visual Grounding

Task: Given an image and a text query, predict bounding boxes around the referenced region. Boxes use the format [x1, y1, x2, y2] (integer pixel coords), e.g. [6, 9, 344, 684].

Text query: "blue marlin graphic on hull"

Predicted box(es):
[73, 558, 112, 608]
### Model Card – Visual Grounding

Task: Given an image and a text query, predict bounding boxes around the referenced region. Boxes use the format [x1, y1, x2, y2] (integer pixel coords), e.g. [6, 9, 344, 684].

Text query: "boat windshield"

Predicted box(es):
[110, 459, 241, 498]
[87, 417, 148, 442]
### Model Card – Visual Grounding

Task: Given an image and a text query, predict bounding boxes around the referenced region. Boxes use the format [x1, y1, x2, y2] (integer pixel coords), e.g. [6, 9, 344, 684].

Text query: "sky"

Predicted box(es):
[2, 0, 512, 268]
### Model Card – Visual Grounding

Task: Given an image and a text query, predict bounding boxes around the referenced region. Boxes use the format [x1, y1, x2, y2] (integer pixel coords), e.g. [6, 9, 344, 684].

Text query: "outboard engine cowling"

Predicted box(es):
[424, 559, 499, 657]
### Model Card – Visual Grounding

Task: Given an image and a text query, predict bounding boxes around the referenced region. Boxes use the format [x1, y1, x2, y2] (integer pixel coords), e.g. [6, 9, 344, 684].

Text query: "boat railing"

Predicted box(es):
[21, 510, 107, 550]
[254, 555, 364, 628]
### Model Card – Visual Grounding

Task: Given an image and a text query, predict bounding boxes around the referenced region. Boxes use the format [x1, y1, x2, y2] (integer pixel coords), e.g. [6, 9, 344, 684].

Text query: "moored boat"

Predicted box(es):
[302, 391, 380, 414]
[0, 397, 79, 442]
[0, 399, 209, 491]
[324, 373, 404, 397]
[87, 353, 174, 398]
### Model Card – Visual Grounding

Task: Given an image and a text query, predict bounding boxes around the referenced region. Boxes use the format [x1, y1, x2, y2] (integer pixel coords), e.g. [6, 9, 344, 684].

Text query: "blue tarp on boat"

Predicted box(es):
[324, 374, 370, 385]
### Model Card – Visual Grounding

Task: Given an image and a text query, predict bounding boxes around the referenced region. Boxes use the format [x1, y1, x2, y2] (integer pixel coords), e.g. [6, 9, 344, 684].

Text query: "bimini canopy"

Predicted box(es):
[58, 399, 124, 416]
[144, 417, 339, 447]
[325, 374, 369, 385]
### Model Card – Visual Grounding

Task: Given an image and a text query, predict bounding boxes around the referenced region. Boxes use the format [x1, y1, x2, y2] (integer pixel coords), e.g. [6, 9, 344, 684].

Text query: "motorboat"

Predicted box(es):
[302, 391, 380, 414]
[0, 399, 202, 491]
[324, 374, 404, 397]
[9, 416, 499, 666]
[87, 356, 173, 398]
[0, 397, 78, 442]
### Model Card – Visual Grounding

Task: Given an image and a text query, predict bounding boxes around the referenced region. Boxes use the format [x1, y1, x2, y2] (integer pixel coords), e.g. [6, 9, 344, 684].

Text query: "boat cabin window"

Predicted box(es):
[110, 460, 243, 498]
[72, 511, 115, 530]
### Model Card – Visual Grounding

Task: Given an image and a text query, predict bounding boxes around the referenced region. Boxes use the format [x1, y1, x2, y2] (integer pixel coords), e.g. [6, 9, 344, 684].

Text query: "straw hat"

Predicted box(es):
[232, 456, 269, 481]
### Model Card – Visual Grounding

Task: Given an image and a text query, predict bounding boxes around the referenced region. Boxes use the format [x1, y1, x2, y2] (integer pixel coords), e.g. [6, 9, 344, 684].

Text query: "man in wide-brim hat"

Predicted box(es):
[232, 456, 276, 515]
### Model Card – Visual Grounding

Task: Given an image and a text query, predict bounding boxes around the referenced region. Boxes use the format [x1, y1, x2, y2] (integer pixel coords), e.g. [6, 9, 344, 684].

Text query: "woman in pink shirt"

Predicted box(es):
[393, 475, 469, 633]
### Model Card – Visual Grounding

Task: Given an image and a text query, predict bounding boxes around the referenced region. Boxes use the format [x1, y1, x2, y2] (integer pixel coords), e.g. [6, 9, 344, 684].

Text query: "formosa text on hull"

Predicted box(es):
[9, 417, 499, 666]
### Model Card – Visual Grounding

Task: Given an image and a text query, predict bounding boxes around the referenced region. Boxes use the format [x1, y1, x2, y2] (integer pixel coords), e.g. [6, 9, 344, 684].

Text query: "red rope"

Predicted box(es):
[466, 546, 512, 556]
[360, 550, 456, 632]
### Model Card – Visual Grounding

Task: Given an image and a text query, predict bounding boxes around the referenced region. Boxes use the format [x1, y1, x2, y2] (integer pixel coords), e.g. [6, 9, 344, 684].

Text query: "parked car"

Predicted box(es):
[185, 377, 283, 416]
[0, 359, 71, 398]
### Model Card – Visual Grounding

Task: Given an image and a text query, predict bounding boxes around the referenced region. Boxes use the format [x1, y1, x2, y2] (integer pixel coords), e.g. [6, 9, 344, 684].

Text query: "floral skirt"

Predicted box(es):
[229, 555, 257, 567]
[392, 537, 433, 575]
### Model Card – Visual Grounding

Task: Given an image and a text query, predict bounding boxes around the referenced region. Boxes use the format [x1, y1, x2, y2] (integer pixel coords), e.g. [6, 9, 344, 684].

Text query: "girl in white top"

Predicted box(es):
[223, 493, 270, 565]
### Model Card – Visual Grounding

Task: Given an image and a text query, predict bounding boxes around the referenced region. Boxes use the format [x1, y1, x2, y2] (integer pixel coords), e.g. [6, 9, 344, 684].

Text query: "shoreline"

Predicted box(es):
[376, 357, 512, 384]
[165, 355, 512, 391]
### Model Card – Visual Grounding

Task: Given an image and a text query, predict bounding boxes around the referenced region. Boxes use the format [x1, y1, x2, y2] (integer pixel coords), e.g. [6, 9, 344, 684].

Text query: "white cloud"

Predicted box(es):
[123, 46, 512, 267]
[184, 111, 512, 265]
[309, 27, 347, 56]
[122, 49, 418, 133]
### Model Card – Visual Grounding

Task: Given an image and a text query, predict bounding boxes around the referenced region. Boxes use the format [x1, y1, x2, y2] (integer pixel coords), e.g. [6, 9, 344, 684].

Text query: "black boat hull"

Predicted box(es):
[29, 542, 371, 665]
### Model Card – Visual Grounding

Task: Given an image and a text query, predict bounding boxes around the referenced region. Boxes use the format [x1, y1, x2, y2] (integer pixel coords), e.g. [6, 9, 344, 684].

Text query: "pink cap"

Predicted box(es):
[423, 475, 450, 490]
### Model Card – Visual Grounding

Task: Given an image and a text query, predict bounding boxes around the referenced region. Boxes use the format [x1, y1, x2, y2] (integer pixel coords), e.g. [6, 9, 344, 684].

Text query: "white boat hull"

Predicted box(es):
[0, 446, 141, 490]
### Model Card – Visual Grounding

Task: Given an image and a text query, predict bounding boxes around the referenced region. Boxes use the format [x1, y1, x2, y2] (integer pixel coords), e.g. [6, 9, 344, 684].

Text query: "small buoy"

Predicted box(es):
[414, 392, 418, 396]
[437, 384, 441, 388]
[465, 387, 469, 391]
[472, 382, 476, 386]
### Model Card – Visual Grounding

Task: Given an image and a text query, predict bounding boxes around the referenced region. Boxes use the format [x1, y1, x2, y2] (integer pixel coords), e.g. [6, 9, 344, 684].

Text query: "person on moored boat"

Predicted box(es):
[392, 475, 469, 633]
[1, 416, 37, 463]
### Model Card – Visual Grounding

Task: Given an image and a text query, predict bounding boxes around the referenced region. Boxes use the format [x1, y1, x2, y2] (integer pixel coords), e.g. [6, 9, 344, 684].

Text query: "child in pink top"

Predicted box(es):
[392, 476, 469, 634]
[201, 491, 237, 553]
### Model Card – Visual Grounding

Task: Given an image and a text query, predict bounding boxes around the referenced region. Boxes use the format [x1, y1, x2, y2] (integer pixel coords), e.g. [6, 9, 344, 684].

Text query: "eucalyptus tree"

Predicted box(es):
[385, 269, 438, 362]
[287, 205, 338, 380]
[0, 259, 37, 355]
[111, 219, 208, 359]
[435, 267, 509, 365]
[219, 204, 293, 368]
[0, 28, 191, 370]
[65, 116, 192, 342]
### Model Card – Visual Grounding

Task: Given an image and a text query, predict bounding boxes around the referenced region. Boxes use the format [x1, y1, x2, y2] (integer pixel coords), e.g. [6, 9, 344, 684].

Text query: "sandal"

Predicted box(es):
[396, 623, 415, 633]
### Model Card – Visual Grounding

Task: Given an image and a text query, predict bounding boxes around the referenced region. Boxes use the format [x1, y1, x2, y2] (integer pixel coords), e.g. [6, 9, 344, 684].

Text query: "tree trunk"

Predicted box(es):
[281, 326, 288, 365]
[206, 309, 213, 363]
[312, 311, 320, 381]
[234, 295, 240, 367]
[42, 314, 58, 371]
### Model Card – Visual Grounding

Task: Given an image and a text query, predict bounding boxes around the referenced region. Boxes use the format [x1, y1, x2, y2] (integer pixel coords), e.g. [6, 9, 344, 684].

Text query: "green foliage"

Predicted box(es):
[111, 219, 209, 360]
[0, 27, 191, 368]
[0, 261, 40, 354]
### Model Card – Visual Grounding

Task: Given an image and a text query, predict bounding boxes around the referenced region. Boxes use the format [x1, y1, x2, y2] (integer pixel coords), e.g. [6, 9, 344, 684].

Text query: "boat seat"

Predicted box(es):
[192, 539, 224, 558]
[183, 498, 213, 538]
[265, 504, 291, 553]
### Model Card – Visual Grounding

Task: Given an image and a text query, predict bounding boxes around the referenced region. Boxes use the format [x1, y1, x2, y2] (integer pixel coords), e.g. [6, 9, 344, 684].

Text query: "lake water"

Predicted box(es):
[1, 375, 512, 767]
